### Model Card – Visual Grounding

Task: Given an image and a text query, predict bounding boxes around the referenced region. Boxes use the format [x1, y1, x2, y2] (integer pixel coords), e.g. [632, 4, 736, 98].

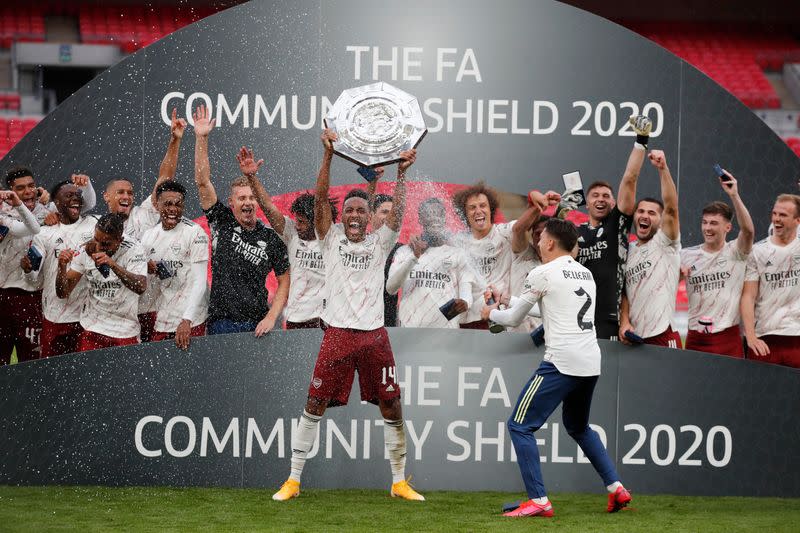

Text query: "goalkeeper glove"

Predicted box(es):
[629, 115, 652, 148]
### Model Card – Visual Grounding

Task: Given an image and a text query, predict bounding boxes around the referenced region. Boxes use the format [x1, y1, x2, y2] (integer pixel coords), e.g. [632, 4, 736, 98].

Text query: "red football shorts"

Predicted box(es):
[747, 335, 800, 368]
[644, 326, 682, 349]
[138, 312, 157, 343]
[151, 322, 207, 341]
[685, 325, 744, 358]
[40, 318, 83, 358]
[308, 326, 401, 407]
[0, 287, 42, 364]
[79, 330, 138, 352]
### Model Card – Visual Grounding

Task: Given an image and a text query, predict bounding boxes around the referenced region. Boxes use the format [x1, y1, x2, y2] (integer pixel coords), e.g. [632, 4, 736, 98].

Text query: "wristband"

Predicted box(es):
[635, 134, 649, 148]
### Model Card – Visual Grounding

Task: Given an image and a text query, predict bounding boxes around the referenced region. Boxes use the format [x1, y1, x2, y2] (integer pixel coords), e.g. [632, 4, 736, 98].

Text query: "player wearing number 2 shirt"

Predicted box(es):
[273, 129, 424, 503]
[482, 218, 630, 518]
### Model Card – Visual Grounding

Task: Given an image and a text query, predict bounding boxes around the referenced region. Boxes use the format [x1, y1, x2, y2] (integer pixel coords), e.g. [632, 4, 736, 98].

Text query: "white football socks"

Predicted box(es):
[533, 496, 549, 505]
[289, 410, 321, 483]
[607, 481, 623, 493]
[383, 418, 407, 484]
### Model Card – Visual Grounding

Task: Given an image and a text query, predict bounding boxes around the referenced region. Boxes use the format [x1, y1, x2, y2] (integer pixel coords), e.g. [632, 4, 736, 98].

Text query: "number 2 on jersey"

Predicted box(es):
[381, 365, 396, 385]
[574, 287, 594, 331]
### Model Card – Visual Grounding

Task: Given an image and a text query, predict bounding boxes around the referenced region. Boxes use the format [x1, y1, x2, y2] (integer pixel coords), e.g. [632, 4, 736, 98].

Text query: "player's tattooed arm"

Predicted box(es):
[315, 130, 337, 239]
[93, 252, 147, 295]
[193, 104, 218, 210]
[649, 150, 679, 240]
[237, 146, 286, 235]
[386, 149, 416, 232]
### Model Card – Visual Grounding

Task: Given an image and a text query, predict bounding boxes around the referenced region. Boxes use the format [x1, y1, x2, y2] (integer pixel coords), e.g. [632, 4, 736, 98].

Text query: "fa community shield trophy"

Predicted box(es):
[324, 82, 427, 168]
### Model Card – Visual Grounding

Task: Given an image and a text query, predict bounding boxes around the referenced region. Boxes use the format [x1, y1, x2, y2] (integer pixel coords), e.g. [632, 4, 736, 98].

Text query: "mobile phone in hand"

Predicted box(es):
[439, 298, 460, 321]
[155, 260, 173, 280]
[0, 224, 8, 241]
[624, 330, 645, 344]
[27, 246, 43, 271]
[713, 164, 731, 182]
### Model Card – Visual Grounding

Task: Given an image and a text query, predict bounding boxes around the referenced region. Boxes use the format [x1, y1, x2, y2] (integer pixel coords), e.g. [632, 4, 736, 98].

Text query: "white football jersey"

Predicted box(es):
[30, 216, 98, 323]
[625, 230, 681, 338]
[681, 240, 748, 333]
[0, 202, 48, 291]
[124, 197, 161, 241]
[745, 236, 800, 337]
[391, 244, 477, 328]
[519, 255, 601, 376]
[140, 220, 209, 331]
[452, 221, 515, 323]
[71, 237, 147, 338]
[281, 216, 326, 323]
[319, 223, 398, 330]
[509, 244, 543, 332]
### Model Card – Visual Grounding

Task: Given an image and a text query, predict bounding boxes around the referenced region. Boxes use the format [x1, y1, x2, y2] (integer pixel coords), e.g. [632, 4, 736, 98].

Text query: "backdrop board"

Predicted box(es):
[2, 0, 798, 244]
[1, 330, 798, 497]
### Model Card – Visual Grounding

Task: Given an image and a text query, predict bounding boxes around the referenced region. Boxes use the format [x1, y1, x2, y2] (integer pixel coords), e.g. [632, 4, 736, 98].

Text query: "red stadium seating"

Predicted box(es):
[623, 21, 800, 109]
[0, 115, 41, 160]
[785, 137, 800, 158]
[77, 5, 219, 53]
[0, 7, 46, 47]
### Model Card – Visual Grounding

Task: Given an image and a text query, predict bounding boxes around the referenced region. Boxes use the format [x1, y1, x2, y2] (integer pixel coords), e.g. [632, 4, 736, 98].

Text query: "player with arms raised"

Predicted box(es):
[482, 217, 630, 517]
[619, 150, 682, 348]
[272, 129, 423, 502]
[680, 170, 754, 356]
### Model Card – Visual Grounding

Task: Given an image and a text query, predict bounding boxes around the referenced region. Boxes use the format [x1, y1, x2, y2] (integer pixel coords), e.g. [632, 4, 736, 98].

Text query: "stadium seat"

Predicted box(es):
[624, 21, 800, 109]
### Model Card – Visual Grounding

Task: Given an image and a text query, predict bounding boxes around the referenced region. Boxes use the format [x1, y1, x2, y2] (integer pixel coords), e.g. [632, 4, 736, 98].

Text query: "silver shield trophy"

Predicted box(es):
[324, 82, 427, 168]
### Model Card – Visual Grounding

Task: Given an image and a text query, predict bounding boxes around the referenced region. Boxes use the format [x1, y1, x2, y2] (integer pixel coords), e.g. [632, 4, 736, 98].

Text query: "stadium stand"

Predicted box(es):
[626, 21, 800, 109]
[78, 5, 218, 53]
[0, 7, 46, 48]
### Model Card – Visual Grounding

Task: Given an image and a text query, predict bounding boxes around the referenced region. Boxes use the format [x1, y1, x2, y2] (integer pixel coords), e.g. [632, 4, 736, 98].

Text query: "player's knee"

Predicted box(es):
[379, 397, 402, 419]
[305, 396, 329, 416]
[565, 424, 590, 440]
[507, 416, 542, 434]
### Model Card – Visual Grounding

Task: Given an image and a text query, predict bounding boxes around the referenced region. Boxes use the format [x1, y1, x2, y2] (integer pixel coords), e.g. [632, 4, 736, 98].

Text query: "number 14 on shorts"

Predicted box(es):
[381, 365, 396, 385]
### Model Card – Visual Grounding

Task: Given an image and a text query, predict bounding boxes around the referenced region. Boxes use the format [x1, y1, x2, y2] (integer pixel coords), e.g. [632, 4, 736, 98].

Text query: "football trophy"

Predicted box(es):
[324, 82, 427, 172]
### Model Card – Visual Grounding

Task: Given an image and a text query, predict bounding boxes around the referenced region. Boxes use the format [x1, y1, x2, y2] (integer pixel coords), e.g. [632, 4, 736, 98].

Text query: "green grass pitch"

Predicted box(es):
[0, 486, 798, 532]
